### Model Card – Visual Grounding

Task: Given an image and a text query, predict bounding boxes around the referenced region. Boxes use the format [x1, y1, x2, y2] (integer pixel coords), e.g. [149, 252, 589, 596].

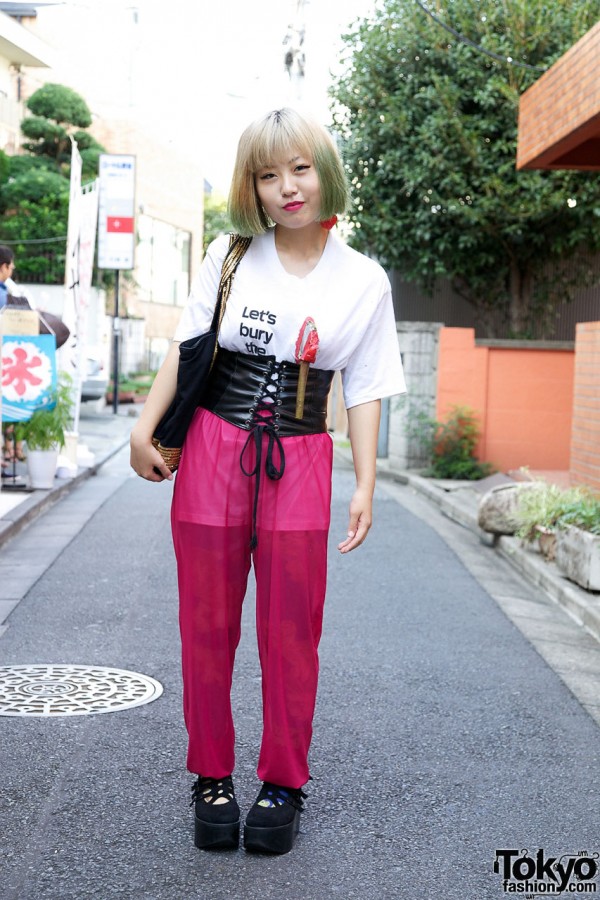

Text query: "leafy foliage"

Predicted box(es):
[331, 0, 600, 337]
[558, 494, 600, 535]
[516, 483, 600, 539]
[203, 194, 232, 253]
[4, 155, 55, 178]
[20, 85, 100, 178]
[1, 169, 69, 207]
[15, 373, 75, 450]
[0, 148, 9, 185]
[407, 404, 494, 479]
[0, 84, 103, 283]
[25, 83, 92, 128]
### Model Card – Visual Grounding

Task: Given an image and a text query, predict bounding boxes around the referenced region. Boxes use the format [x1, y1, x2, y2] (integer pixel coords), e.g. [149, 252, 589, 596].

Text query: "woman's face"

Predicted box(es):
[254, 150, 322, 230]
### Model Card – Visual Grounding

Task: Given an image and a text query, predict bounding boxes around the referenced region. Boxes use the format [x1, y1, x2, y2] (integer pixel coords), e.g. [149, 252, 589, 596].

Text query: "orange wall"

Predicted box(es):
[437, 328, 575, 472]
[570, 321, 600, 490]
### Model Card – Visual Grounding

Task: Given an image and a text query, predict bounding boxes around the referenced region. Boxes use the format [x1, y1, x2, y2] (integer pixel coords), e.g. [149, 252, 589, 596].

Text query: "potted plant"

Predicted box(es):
[554, 493, 600, 591]
[515, 483, 580, 560]
[15, 373, 74, 489]
[516, 483, 600, 589]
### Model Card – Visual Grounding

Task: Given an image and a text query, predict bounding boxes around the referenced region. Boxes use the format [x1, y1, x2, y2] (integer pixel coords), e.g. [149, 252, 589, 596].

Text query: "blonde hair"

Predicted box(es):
[228, 108, 349, 236]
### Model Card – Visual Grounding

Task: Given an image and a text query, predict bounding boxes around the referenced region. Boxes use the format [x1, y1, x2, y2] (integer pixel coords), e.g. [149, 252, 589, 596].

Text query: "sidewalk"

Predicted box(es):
[2, 411, 598, 647]
[0, 402, 137, 550]
[335, 446, 600, 646]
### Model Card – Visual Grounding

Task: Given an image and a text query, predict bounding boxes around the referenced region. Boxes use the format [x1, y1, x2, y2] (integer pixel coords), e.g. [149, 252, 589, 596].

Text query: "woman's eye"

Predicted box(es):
[295, 165, 310, 172]
[259, 172, 275, 180]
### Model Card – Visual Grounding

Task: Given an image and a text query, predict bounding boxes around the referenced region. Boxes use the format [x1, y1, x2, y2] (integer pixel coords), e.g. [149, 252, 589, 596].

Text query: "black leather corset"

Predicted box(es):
[202, 348, 335, 437]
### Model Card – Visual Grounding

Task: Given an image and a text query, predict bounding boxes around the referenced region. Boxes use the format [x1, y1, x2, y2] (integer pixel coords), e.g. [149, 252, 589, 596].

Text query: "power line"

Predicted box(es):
[1, 235, 67, 244]
[414, 0, 546, 73]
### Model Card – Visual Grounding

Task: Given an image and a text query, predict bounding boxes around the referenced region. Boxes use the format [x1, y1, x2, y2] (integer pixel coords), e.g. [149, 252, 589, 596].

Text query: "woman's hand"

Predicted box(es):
[128, 342, 181, 482]
[338, 399, 380, 554]
[130, 426, 174, 482]
[338, 486, 373, 553]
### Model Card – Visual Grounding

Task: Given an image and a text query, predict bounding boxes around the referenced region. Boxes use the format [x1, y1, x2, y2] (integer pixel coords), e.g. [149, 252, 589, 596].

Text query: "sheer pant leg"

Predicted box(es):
[253, 528, 329, 789]
[173, 520, 251, 777]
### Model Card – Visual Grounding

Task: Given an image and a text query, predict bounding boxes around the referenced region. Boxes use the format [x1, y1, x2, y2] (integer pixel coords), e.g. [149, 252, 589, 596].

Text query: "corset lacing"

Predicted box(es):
[239, 360, 287, 549]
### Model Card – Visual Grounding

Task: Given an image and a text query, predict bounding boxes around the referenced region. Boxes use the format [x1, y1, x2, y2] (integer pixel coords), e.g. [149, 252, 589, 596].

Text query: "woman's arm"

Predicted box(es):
[338, 399, 381, 554]
[130, 342, 181, 482]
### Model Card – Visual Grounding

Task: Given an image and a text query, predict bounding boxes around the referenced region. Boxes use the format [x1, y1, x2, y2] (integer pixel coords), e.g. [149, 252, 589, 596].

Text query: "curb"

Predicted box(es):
[399, 470, 600, 644]
[335, 445, 600, 646]
[0, 436, 131, 552]
[497, 535, 600, 643]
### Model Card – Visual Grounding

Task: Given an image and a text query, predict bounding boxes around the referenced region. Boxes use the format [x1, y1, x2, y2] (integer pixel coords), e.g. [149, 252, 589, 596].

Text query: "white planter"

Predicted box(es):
[27, 448, 59, 489]
[555, 526, 600, 592]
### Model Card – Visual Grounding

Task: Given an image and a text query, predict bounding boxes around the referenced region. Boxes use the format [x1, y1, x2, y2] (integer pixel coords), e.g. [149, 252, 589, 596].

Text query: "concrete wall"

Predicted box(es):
[570, 321, 600, 490]
[388, 322, 442, 469]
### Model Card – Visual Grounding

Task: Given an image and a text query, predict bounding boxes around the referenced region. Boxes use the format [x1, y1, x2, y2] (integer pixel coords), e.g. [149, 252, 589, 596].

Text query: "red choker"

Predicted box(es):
[319, 215, 338, 230]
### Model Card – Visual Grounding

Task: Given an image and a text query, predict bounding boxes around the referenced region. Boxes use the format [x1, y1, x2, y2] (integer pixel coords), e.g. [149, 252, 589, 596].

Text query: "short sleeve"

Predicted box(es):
[173, 233, 230, 342]
[341, 282, 406, 408]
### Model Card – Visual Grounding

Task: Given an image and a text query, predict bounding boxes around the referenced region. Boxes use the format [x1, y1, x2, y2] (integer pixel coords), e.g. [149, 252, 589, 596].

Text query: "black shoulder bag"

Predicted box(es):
[152, 233, 252, 471]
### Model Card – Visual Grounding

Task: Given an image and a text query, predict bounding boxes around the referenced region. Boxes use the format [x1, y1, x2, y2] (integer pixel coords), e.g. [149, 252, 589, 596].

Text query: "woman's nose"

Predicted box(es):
[280, 176, 297, 196]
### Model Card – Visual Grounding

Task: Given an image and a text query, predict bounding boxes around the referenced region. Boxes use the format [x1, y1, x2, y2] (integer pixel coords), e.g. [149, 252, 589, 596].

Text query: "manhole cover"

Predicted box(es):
[0, 664, 163, 717]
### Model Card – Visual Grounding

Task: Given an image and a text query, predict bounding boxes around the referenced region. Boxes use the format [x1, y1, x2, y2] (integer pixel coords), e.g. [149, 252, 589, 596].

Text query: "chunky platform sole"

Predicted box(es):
[243, 810, 301, 855]
[194, 814, 240, 851]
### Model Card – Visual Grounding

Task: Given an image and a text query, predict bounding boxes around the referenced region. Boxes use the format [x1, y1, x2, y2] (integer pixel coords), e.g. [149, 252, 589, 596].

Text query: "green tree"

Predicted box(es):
[21, 83, 102, 177]
[203, 193, 231, 253]
[331, 0, 600, 337]
[0, 84, 104, 283]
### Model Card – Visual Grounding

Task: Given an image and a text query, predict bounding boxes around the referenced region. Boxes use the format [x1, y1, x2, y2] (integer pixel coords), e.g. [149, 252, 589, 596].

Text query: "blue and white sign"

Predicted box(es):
[97, 154, 136, 270]
[1, 335, 58, 422]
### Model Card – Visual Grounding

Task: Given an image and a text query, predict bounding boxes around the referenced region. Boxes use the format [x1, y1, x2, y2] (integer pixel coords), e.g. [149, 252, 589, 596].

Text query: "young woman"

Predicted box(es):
[130, 108, 406, 855]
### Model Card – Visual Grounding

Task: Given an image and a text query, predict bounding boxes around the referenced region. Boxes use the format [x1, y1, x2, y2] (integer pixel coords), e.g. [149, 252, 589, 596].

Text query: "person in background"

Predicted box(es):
[130, 108, 406, 856]
[0, 245, 15, 309]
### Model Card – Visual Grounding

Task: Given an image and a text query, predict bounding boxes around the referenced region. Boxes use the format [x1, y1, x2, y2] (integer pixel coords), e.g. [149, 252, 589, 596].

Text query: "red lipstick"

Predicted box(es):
[283, 201, 304, 211]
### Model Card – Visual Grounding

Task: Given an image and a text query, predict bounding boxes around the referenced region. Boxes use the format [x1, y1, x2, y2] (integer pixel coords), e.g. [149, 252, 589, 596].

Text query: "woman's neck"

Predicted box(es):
[274, 224, 329, 278]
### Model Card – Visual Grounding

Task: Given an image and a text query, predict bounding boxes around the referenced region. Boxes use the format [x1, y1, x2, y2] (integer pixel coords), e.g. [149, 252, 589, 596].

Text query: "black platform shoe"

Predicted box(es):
[243, 782, 307, 854]
[190, 775, 240, 850]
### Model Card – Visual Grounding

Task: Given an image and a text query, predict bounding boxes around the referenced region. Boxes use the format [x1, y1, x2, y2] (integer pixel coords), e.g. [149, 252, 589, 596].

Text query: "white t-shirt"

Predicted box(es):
[174, 229, 406, 409]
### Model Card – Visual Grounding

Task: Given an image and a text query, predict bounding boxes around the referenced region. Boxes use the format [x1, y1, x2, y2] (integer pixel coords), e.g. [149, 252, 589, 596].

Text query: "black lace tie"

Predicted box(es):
[239, 361, 286, 549]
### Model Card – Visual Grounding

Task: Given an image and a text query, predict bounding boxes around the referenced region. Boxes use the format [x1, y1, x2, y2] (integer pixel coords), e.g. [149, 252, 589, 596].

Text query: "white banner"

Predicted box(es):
[64, 136, 82, 314]
[71, 181, 99, 431]
[62, 140, 100, 432]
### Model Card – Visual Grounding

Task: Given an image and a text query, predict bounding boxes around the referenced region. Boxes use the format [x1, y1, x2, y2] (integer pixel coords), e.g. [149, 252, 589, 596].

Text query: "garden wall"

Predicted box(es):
[570, 321, 600, 490]
[436, 328, 575, 472]
[387, 322, 442, 469]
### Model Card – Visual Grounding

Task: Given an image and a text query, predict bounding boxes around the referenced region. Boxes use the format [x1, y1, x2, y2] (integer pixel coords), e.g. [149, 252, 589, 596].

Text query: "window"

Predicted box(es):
[137, 214, 190, 305]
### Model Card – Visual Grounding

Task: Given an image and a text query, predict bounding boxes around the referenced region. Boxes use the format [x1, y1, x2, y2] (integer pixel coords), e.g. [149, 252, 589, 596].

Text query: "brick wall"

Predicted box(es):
[570, 321, 600, 491]
[517, 21, 600, 170]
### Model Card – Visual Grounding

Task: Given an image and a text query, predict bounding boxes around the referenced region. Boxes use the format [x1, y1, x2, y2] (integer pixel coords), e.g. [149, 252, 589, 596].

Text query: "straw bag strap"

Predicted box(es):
[212, 234, 253, 337]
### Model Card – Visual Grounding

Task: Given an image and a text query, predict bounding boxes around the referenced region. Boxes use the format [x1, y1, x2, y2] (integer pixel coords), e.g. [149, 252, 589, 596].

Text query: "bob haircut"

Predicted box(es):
[228, 108, 349, 236]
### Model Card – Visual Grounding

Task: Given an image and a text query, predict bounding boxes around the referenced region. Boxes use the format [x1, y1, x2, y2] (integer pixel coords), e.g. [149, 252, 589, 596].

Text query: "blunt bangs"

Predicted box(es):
[228, 108, 349, 236]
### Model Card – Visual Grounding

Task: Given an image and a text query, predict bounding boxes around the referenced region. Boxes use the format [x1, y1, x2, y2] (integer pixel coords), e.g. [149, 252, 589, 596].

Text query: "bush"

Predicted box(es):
[25, 83, 92, 129]
[557, 494, 600, 535]
[516, 483, 600, 540]
[407, 404, 494, 480]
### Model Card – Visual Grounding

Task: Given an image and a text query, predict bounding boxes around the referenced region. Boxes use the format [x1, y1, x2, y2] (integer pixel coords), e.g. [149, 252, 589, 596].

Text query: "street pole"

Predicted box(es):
[112, 268, 120, 415]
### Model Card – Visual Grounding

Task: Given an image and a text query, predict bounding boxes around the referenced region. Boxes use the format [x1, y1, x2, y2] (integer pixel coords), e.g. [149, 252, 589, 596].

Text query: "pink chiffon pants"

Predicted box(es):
[171, 408, 333, 789]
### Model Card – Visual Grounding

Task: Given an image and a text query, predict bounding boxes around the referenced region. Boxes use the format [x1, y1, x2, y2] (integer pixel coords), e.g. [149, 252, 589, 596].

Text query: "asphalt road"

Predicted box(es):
[1, 450, 598, 900]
